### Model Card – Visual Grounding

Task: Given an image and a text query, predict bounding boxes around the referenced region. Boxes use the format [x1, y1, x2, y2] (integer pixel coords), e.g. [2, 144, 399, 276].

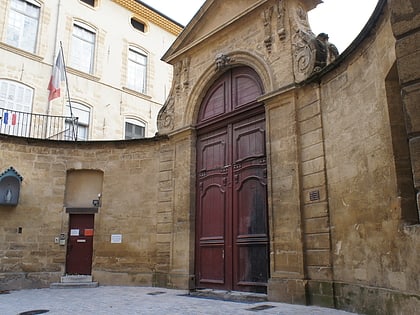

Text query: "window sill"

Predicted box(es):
[67, 67, 100, 81]
[122, 86, 152, 100]
[0, 42, 43, 62]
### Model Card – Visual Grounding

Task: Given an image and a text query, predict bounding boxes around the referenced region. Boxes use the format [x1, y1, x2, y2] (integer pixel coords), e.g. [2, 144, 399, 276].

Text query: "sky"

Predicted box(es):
[141, 0, 379, 53]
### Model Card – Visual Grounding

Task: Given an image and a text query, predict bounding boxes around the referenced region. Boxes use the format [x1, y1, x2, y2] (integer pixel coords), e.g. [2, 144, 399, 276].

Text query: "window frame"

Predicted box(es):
[130, 17, 147, 33]
[0, 79, 34, 137]
[124, 118, 146, 140]
[79, 0, 98, 8]
[65, 101, 91, 141]
[5, 0, 41, 53]
[70, 21, 97, 74]
[126, 46, 148, 94]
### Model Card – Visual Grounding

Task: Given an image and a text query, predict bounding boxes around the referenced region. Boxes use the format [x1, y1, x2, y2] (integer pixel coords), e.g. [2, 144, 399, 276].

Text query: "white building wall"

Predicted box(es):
[0, 0, 180, 139]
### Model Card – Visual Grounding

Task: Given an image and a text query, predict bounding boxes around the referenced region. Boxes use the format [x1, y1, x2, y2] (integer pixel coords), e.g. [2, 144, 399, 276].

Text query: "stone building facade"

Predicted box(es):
[0, 0, 182, 140]
[0, 0, 419, 314]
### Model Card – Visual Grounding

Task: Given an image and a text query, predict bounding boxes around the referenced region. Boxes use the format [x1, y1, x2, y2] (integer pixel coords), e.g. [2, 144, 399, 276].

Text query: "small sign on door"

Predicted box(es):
[84, 229, 94, 236]
[70, 229, 79, 236]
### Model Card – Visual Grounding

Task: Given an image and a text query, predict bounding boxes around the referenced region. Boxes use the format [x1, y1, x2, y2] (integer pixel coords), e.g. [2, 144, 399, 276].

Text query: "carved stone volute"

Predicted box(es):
[157, 95, 175, 134]
[291, 5, 339, 82]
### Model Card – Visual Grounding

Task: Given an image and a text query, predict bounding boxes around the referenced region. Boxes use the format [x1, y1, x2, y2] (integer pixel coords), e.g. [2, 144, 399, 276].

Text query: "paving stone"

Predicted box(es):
[0, 286, 360, 315]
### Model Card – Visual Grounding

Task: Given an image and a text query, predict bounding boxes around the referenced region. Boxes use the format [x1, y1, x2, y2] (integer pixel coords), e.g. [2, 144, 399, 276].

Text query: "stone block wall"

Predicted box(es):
[0, 136, 171, 289]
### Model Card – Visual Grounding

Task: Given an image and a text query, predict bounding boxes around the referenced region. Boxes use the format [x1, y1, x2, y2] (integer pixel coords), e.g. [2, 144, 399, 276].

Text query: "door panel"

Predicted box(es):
[233, 114, 266, 162]
[237, 244, 269, 285]
[196, 127, 231, 289]
[233, 74, 262, 109]
[232, 116, 268, 292]
[201, 81, 229, 121]
[66, 214, 94, 275]
[233, 162, 268, 292]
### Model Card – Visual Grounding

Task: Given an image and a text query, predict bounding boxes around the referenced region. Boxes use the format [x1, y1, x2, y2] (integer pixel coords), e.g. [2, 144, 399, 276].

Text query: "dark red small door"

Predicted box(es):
[66, 214, 94, 275]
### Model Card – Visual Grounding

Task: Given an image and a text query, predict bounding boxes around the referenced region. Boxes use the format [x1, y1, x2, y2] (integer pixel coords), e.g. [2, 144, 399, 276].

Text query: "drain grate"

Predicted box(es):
[18, 310, 49, 315]
[246, 305, 277, 312]
[147, 291, 166, 296]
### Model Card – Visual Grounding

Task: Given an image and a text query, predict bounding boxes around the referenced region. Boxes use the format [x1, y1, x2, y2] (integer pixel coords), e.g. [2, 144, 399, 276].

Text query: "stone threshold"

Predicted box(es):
[50, 275, 98, 289]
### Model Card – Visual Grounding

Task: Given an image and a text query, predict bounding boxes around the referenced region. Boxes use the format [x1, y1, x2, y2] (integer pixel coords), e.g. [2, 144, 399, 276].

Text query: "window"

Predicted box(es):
[70, 22, 96, 74]
[65, 102, 90, 140]
[6, 0, 40, 53]
[80, 0, 96, 7]
[0, 80, 33, 136]
[127, 47, 147, 94]
[125, 119, 145, 139]
[131, 18, 145, 33]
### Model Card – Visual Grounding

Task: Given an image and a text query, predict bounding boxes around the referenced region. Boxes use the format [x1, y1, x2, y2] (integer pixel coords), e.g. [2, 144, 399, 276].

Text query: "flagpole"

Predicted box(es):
[59, 41, 77, 140]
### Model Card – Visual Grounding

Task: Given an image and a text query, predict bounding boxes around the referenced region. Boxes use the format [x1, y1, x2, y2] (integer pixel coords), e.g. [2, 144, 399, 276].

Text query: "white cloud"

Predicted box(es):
[308, 0, 378, 52]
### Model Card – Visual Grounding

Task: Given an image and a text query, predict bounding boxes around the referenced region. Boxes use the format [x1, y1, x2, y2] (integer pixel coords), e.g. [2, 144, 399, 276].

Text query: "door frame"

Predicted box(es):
[194, 66, 269, 293]
[65, 209, 97, 275]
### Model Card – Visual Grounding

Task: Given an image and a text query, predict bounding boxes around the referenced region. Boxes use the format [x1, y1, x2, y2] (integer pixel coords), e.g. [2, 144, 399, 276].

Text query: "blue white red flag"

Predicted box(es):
[3, 112, 17, 125]
[47, 49, 65, 101]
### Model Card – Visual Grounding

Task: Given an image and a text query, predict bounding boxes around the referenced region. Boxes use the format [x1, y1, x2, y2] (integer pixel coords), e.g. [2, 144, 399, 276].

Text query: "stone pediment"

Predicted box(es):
[162, 0, 324, 64]
[162, 0, 269, 62]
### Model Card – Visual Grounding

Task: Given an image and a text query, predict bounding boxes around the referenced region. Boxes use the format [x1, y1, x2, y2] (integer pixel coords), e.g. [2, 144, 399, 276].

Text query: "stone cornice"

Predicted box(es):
[112, 0, 183, 36]
[162, 0, 269, 63]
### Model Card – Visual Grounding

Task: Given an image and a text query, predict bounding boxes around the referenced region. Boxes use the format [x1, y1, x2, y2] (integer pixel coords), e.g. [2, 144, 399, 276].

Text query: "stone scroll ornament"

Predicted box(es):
[291, 5, 339, 82]
[292, 5, 317, 81]
[157, 95, 175, 133]
[157, 57, 191, 133]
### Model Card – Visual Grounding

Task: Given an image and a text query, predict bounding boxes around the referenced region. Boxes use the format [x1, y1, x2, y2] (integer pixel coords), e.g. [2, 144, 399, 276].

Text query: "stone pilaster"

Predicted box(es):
[390, 0, 420, 222]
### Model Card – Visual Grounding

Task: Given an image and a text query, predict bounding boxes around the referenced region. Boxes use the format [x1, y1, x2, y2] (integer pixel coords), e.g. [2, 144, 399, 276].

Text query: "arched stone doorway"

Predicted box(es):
[195, 66, 269, 293]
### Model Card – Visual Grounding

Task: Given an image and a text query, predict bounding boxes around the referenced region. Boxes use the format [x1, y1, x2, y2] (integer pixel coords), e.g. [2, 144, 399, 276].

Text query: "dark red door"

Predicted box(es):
[196, 67, 269, 293]
[66, 214, 94, 275]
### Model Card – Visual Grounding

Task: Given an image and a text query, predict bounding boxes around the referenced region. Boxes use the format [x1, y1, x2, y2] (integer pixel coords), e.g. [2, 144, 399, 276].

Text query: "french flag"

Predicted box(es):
[47, 49, 65, 101]
[3, 112, 17, 125]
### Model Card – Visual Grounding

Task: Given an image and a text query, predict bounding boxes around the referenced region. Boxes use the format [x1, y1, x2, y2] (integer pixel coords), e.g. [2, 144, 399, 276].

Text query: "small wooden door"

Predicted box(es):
[66, 214, 94, 275]
[196, 67, 269, 293]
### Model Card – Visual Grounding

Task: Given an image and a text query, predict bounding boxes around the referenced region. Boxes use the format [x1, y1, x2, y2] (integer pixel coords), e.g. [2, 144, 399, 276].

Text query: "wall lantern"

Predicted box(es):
[0, 166, 23, 206]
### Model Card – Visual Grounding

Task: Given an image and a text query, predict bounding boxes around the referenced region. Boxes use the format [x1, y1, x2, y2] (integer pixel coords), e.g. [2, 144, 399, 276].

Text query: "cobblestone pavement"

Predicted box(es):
[0, 286, 359, 315]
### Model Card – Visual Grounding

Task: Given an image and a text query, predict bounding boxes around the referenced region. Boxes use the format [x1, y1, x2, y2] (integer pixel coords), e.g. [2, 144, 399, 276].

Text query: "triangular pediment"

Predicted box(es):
[162, 0, 323, 63]
[162, 0, 268, 62]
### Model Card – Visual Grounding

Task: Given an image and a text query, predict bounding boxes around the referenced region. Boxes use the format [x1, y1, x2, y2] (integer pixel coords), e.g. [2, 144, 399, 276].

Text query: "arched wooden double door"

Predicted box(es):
[195, 67, 269, 293]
